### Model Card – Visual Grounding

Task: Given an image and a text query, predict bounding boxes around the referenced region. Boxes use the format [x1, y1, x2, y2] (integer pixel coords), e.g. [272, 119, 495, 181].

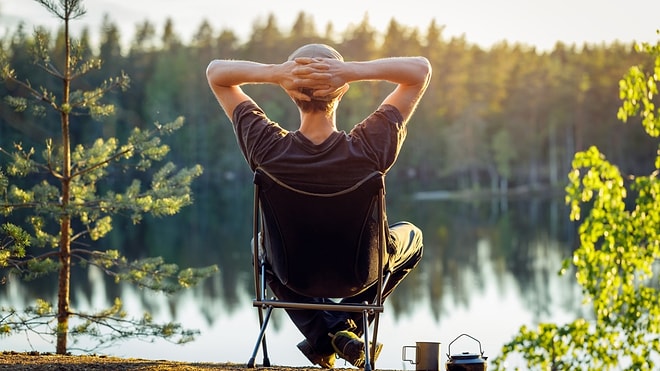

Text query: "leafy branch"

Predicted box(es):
[493, 35, 660, 371]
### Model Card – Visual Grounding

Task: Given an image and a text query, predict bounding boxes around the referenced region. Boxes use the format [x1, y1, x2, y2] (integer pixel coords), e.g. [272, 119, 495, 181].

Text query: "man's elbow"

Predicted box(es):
[415, 57, 432, 86]
[206, 60, 220, 85]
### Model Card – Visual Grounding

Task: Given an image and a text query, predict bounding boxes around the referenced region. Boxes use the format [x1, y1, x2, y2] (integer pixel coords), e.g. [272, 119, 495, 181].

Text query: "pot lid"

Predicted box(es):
[448, 351, 488, 363]
[450, 352, 481, 360]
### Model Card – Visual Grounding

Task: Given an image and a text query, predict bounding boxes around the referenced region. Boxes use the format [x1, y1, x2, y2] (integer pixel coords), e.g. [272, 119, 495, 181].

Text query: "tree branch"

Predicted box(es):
[69, 146, 133, 180]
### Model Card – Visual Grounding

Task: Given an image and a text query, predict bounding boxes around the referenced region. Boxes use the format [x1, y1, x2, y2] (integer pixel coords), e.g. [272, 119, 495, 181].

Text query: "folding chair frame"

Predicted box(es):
[246, 168, 391, 371]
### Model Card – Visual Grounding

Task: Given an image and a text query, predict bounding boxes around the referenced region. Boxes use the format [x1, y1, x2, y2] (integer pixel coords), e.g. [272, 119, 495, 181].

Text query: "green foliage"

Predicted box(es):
[617, 41, 660, 138]
[493, 35, 660, 371]
[0, 223, 30, 282]
[0, 0, 217, 354]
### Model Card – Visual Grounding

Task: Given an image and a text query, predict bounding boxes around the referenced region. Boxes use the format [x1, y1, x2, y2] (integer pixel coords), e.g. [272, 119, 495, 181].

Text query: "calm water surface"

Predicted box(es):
[1, 190, 584, 369]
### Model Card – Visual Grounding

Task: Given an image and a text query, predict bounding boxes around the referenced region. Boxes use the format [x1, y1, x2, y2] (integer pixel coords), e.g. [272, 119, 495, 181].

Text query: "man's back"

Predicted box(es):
[232, 101, 406, 191]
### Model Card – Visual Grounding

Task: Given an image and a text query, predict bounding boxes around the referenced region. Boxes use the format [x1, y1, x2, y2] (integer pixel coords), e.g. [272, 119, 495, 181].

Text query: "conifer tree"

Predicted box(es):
[0, 0, 217, 354]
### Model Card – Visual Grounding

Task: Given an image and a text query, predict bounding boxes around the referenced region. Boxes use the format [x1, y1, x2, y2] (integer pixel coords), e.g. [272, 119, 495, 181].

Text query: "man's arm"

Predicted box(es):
[376, 57, 432, 123]
[299, 56, 432, 124]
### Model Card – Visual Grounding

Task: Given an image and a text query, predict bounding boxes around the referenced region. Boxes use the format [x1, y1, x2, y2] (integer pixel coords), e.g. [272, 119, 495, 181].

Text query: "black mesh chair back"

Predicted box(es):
[255, 168, 386, 298]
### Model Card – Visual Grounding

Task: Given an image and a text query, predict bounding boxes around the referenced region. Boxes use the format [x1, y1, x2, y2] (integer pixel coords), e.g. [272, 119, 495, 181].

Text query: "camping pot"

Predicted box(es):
[445, 334, 488, 371]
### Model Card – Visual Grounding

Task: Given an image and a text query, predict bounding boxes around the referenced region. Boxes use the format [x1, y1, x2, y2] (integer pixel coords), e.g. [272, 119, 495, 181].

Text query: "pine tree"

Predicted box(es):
[0, 0, 217, 354]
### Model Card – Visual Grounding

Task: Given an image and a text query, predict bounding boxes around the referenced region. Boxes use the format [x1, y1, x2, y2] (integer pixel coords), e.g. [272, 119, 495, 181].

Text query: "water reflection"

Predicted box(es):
[1, 186, 583, 369]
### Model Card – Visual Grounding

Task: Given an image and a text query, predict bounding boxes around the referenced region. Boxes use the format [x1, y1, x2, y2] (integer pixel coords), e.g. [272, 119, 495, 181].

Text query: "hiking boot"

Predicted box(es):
[329, 330, 383, 368]
[297, 339, 335, 369]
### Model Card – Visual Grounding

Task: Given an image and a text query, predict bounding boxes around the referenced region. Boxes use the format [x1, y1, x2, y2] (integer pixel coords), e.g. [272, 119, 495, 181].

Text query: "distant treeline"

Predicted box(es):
[1, 12, 657, 194]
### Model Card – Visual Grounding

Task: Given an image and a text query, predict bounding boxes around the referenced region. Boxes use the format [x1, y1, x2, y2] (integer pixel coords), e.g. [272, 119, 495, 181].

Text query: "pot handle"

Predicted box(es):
[446, 333, 484, 358]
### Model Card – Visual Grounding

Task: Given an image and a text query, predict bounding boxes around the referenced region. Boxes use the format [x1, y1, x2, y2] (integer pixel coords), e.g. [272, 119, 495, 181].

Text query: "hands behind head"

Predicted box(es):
[281, 57, 349, 101]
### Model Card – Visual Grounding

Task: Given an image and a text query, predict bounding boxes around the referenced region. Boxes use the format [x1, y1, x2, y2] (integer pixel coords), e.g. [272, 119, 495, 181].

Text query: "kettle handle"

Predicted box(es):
[446, 333, 484, 358]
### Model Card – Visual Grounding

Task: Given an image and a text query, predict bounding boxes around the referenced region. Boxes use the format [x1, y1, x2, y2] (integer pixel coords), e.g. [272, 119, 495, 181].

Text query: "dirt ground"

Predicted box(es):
[0, 352, 326, 371]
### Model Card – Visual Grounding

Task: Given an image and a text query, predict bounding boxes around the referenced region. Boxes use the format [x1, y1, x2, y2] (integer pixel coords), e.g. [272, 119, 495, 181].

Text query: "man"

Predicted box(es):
[206, 43, 431, 368]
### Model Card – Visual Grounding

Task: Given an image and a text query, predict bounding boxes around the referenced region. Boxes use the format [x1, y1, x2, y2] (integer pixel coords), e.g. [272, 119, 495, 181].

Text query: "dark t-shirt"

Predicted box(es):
[231, 100, 407, 192]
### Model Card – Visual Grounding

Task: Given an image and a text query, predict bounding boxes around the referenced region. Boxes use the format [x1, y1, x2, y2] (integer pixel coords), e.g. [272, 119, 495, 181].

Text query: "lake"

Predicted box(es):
[1, 189, 584, 369]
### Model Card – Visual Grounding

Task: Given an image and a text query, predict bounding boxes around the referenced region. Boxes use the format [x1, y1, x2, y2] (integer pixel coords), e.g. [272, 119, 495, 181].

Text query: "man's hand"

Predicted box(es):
[293, 57, 348, 99]
[281, 58, 348, 100]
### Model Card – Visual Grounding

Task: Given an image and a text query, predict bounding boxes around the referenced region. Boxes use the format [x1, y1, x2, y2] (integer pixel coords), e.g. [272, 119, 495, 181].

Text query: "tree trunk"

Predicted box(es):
[56, 213, 71, 354]
[56, 108, 72, 354]
[56, 11, 73, 354]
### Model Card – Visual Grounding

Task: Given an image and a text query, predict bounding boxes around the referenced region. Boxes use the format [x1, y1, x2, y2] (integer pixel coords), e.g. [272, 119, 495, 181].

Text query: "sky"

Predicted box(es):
[1, 0, 659, 52]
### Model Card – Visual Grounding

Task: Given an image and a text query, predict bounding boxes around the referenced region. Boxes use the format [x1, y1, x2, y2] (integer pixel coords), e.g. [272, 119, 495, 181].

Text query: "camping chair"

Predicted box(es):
[247, 167, 391, 371]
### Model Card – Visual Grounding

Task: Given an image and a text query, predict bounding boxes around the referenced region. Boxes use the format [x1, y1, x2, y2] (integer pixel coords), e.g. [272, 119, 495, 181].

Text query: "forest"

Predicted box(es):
[1, 11, 657, 196]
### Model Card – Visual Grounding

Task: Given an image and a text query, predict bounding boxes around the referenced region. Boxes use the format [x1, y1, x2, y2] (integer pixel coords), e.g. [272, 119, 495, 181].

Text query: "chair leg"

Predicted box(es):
[365, 272, 388, 370]
[247, 306, 273, 368]
[370, 312, 381, 368]
[362, 308, 372, 371]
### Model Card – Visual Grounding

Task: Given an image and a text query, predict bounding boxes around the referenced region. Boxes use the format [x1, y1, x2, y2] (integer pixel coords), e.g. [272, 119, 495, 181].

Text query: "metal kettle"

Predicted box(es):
[445, 333, 488, 371]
